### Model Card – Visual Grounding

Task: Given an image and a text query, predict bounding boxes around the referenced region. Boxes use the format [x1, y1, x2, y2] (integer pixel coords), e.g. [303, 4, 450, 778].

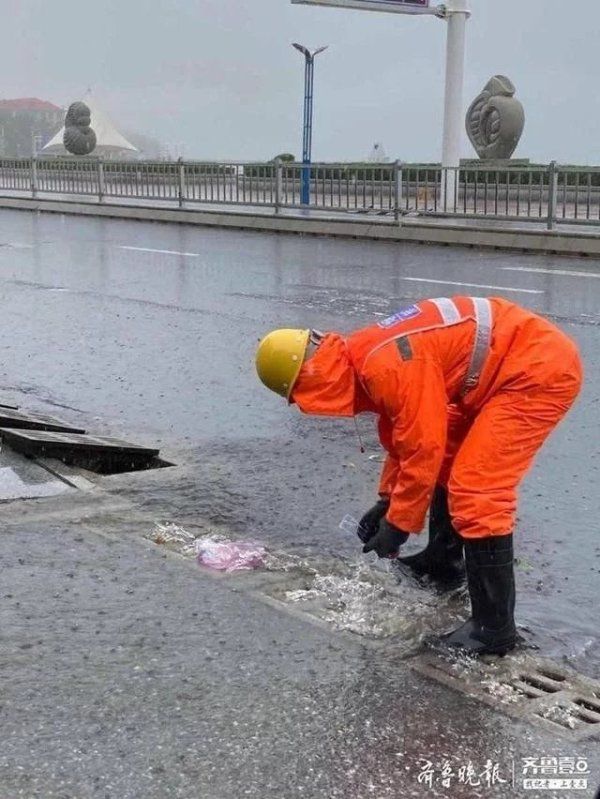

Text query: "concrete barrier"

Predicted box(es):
[1, 194, 600, 259]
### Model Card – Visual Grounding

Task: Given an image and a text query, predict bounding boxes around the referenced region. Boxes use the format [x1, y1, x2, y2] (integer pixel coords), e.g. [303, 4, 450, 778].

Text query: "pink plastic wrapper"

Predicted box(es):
[195, 538, 266, 572]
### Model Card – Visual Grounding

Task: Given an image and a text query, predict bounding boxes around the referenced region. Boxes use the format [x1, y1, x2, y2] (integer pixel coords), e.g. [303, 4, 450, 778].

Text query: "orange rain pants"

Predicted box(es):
[291, 297, 583, 539]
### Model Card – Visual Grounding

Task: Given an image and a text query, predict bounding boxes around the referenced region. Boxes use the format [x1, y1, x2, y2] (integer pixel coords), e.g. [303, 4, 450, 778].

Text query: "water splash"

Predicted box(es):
[147, 522, 467, 643]
[280, 558, 461, 641]
[285, 570, 405, 637]
[149, 522, 197, 554]
[539, 704, 577, 729]
[148, 523, 266, 571]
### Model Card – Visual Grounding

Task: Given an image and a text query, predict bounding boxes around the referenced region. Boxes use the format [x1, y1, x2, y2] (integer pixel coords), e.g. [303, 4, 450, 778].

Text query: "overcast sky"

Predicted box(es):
[2, 0, 598, 163]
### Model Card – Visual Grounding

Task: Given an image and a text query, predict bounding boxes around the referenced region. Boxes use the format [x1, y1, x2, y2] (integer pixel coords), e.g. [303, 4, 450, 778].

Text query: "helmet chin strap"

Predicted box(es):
[353, 416, 366, 454]
[305, 330, 325, 361]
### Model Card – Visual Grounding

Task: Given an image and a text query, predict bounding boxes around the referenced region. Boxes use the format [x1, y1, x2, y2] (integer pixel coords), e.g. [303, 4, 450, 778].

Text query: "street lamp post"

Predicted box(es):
[292, 43, 328, 205]
[440, 0, 470, 209]
[291, 0, 471, 212]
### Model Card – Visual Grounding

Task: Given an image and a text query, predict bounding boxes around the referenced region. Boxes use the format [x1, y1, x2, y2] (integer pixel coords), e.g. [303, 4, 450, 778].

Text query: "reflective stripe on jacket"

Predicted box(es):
[291, 296, 578, 533]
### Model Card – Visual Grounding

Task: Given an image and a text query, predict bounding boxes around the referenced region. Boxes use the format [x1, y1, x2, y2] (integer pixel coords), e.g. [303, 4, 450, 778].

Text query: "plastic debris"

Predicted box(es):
[150, 522, 196, 554]
[339, 514, 373, 544]
[339, 514, 360, 536]
[147, 524, 268, 571]
[195, 536, 266, 572]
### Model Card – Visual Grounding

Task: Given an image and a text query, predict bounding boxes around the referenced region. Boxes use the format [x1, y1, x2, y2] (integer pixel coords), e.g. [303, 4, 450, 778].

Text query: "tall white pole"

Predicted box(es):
[440, 0, 470, 210]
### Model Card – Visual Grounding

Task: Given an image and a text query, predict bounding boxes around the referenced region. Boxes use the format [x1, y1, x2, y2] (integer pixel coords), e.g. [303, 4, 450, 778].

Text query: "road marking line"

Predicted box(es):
[501, 265, 600, 279]
[119, 246, 201, 257]
[399, 277, 544, 294]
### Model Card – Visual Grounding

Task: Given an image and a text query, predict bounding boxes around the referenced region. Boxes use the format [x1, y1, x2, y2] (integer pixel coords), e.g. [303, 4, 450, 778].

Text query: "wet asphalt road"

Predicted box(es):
[0, 211, 600, 674]
[0, 209, 599, 797]
[0, 209, 598, 677]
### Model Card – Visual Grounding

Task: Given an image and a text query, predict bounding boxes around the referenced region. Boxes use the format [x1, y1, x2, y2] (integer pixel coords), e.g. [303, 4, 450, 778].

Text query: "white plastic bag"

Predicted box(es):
[195, 536, 266, 572]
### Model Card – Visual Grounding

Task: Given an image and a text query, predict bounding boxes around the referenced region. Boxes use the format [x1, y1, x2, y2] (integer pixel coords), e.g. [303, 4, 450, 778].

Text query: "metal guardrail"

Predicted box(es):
[1, 157, 599, 230]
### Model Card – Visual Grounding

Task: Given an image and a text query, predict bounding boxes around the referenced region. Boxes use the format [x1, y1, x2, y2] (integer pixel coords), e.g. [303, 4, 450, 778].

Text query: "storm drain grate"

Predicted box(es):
[411, 651, 600, 741]
[0, 408, 85, 434]
[0, 429, 171, 475]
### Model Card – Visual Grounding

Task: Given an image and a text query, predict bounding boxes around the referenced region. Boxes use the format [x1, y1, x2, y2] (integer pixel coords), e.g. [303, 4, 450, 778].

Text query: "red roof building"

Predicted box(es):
[0, 98, 63, 112]
[0, 98, 64, 157]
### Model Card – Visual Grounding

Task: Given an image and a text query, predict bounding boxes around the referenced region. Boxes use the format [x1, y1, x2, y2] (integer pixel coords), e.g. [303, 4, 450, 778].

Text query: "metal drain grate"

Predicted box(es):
[512, 670, 564, 697]
[0, 429, 167, 474]
[0, 408, 85, 434]
[411, 652, 600, 741]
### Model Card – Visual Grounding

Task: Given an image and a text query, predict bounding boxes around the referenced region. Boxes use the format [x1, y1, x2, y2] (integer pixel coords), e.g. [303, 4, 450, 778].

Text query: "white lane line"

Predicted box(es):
[399, 276, 544, 295]
[119, 246, 201, 257]
[501, 265, 600, 279]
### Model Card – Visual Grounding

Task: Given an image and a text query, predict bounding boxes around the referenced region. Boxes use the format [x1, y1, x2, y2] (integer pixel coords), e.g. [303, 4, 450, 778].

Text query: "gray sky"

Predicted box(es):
[2, 0, 598, 163]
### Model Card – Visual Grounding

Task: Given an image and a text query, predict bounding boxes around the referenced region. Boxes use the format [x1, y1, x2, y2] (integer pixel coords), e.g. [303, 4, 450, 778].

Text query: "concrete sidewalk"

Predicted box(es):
[1, 463, 598, 799]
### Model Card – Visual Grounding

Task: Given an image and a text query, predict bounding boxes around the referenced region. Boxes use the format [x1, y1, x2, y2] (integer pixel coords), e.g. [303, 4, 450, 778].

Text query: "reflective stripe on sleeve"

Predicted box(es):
[461, 297, 492, 395]
[430, 297, 461, 325]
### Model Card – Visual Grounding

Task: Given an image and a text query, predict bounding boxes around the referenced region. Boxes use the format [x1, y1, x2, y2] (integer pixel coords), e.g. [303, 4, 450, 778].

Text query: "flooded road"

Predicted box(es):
[0, 209, 598, 678]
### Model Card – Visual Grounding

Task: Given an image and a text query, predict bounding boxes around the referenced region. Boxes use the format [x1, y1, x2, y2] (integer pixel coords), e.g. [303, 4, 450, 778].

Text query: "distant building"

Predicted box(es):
[367, 142, 390, 163]
[0, 98, 64, 157]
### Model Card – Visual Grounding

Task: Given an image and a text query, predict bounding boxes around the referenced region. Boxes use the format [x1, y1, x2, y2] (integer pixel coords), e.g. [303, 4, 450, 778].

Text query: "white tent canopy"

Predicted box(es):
[42, 92, 137, 158]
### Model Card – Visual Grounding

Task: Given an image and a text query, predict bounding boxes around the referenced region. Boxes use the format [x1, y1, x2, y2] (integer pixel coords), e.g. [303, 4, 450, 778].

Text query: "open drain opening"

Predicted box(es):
[572, 698, 600, 718]
[509, 679, 546, 699]
[572, 707, 600, 725]
[516, 673, 563, 694]
[535, 667, 567, 683]
[535, 706, 580, 731]
[535, 701, 600, 732]
[46, 452, 174, 475]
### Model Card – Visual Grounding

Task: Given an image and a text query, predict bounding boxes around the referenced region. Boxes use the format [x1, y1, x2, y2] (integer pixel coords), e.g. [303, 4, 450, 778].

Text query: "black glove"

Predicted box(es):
[362, 518, 409, 559]
[357, 498, 390, 544]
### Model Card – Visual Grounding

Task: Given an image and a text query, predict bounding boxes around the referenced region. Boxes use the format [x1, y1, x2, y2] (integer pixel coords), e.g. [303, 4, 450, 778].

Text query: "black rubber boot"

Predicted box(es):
[439, 534, 517, 656]
[398, 486, 465, 583]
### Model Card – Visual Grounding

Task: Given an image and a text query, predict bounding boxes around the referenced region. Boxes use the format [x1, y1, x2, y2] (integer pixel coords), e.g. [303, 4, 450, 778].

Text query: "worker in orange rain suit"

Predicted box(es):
[255, 297, 582, 656]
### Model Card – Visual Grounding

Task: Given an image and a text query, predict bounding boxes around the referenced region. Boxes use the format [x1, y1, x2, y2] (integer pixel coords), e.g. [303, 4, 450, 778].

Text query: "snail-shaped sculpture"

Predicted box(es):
[466, 75, 525, 160]
[63, 101, 97, 156]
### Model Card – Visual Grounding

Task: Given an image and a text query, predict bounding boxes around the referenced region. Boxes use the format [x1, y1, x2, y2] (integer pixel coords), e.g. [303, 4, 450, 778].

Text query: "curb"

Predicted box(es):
[2, 195, 600, 259]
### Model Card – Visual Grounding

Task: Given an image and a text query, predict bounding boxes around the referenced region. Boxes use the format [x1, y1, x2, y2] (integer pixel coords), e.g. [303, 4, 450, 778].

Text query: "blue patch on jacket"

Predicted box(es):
[377, 304, 421, 328]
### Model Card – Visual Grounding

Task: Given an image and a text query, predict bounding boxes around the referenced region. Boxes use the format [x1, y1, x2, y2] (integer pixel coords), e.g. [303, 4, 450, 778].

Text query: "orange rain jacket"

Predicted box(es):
[291, 297, 582, 538]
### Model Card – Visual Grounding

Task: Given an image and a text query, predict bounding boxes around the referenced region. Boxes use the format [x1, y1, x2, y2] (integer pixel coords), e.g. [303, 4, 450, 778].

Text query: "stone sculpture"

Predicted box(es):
[465, 75, 525, 160]
[63, 101, 97, 156]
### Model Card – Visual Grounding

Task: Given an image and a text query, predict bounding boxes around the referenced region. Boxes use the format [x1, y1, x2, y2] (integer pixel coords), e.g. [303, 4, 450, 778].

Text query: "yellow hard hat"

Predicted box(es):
[255, 328, 311, 400]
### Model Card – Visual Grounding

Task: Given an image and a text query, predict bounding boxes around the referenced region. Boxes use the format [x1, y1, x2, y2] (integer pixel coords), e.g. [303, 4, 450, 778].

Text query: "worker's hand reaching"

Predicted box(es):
[357, 498, 390, 543]
[362, 518, 409, 559]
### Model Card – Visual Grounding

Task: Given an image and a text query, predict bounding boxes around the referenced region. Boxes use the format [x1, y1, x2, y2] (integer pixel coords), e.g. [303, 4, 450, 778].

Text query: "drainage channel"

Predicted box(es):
[0, 403, 172, 501]
[147, 521, 600, 742]
[146, 521, 463, 647]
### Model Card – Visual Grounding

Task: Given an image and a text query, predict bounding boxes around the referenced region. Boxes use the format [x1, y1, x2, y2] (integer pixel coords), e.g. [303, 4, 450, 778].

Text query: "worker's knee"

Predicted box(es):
[447, 480, 517, 540]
